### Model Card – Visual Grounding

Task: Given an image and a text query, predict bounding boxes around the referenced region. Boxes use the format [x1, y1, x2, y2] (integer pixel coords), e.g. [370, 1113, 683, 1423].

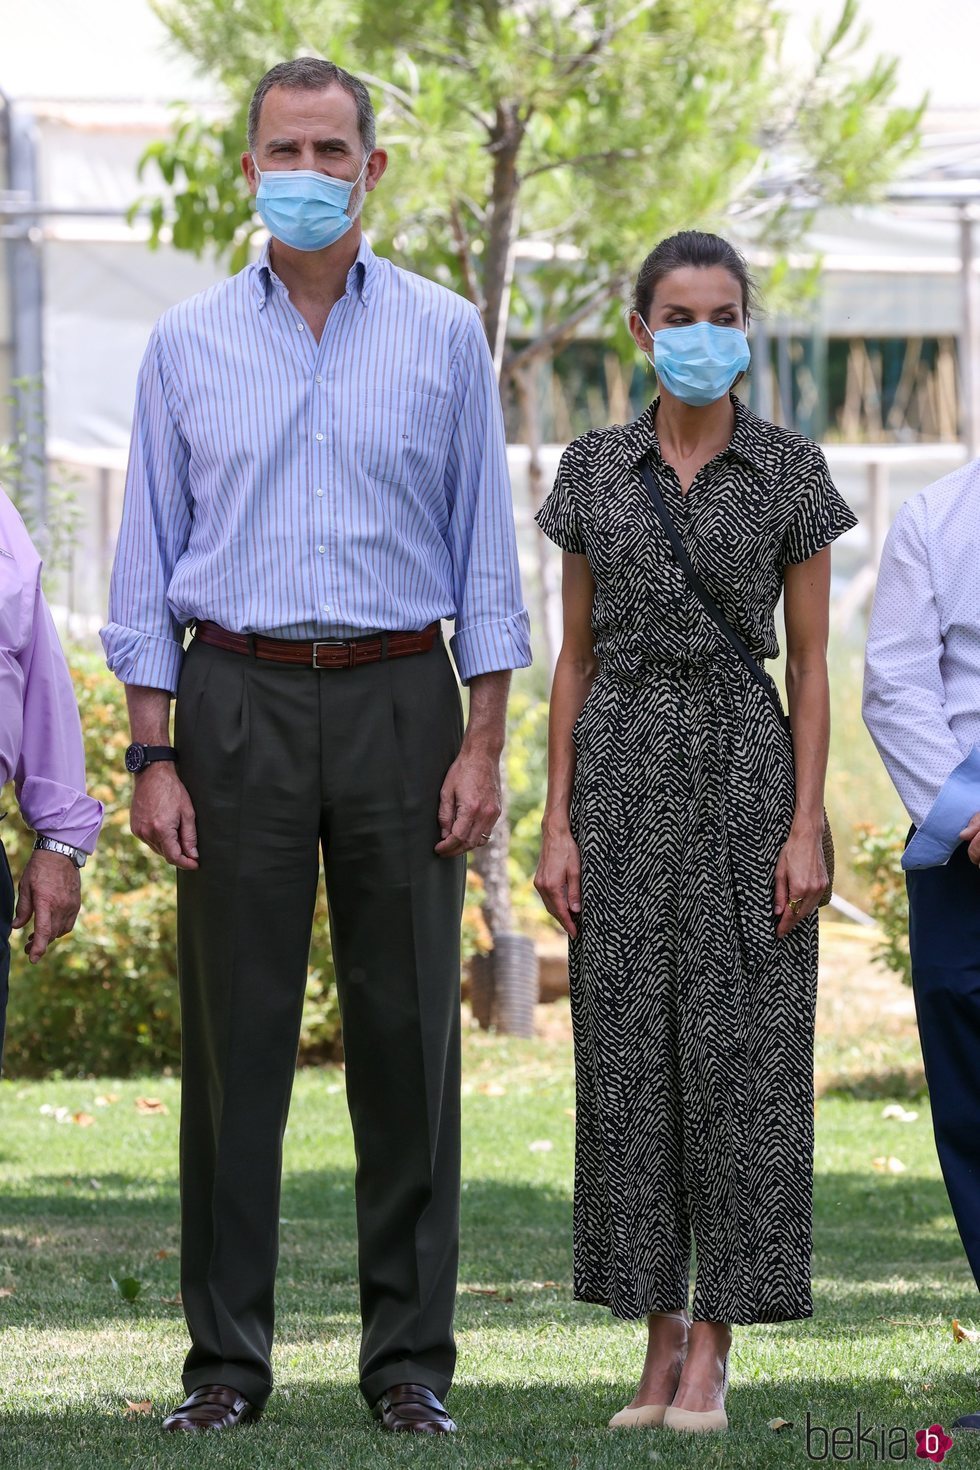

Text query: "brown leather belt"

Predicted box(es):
[193, 619, 441, 669]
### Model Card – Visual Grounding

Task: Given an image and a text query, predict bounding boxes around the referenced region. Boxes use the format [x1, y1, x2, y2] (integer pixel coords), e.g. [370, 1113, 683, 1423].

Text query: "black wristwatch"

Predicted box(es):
[125, 743, 177, 775]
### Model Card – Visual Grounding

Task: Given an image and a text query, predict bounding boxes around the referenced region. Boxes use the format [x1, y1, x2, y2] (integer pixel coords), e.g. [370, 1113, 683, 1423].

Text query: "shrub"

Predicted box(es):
[2, 650, 491, 1078]
[851, 822, 912, 986]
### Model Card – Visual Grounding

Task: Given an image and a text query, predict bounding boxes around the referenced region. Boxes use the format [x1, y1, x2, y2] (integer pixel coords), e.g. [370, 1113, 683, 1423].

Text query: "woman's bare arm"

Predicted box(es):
[775, 546, 832, 935]
[535, 549, 598, 937]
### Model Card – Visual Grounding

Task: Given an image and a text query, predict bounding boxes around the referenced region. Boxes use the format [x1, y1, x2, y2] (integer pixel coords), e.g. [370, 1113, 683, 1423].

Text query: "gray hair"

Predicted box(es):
[247, 57, 376, 156]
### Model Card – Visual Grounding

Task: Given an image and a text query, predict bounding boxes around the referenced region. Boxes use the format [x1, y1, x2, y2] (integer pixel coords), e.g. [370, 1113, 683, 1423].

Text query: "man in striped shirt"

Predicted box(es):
[101, 56, 531, 1437]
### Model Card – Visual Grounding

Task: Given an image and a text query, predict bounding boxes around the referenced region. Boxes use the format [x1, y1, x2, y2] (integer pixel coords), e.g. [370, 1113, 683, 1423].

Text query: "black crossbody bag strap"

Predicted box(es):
[637, 462, 789, 728]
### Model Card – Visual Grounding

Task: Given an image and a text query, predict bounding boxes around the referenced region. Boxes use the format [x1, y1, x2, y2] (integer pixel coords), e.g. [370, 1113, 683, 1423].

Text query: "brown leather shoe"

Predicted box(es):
[373, 1383, 457, 1434]
[161, 1384, 261, 1432]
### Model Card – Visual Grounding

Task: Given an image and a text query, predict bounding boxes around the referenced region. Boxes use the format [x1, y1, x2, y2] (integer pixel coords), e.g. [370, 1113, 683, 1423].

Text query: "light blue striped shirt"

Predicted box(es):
[100, 235, 532, 693]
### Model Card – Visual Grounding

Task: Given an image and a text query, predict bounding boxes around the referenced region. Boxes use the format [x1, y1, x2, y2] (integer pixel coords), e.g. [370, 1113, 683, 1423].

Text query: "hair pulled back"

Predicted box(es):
[631, 230, 757, 323]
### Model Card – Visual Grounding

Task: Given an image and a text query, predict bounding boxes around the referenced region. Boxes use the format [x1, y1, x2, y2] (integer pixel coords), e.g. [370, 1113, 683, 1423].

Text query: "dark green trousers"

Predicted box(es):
[173, 630, 467, 1409]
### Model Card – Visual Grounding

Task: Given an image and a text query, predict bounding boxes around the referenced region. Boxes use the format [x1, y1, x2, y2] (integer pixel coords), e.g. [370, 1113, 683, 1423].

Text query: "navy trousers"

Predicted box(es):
[0, 829, 14, 1074]
[907, 835, 980, 1290]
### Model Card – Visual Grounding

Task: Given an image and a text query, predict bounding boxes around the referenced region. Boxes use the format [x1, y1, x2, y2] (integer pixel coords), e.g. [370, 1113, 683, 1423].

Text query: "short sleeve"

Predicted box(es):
[782, 446, 858, 565]
[534, 441, 588, 555]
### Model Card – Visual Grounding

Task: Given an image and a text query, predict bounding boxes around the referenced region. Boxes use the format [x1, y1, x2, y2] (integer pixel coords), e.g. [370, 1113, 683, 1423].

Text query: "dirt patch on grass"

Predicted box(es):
[815, 920, 924, 1097]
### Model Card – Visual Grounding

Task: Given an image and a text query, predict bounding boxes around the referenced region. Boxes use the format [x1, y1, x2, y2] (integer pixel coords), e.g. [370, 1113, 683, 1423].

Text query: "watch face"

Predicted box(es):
[125, 743, 145, 774]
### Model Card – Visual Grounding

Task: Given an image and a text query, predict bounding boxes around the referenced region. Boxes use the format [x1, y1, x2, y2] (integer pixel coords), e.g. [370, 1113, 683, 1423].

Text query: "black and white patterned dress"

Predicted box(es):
[534, 394, 857, 1325]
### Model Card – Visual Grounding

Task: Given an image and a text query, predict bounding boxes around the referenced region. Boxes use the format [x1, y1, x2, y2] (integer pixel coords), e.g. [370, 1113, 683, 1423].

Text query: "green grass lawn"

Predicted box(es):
[2, 1010, 980, 1468]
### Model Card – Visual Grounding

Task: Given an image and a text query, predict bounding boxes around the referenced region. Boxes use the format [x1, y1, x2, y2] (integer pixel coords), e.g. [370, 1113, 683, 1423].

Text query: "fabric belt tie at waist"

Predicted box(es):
[193, 619, 441, 669]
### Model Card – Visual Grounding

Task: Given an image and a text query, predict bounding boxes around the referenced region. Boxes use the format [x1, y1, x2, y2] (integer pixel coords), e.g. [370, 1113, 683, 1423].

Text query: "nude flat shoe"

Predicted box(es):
[663, 1351, 729, 1433]
[608, 1402, 669, 1429]
[607, 1310, 690, 1430]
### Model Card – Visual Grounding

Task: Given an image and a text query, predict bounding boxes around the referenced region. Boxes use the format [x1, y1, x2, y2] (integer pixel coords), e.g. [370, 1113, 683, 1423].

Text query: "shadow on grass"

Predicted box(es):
[1, 1166, 968, 1338]
[818, 1067, 928, 1102]
[813, 1169, 961, 1272]
[3, 1375, 980, 1470]
[1, 1167, 571, 1243]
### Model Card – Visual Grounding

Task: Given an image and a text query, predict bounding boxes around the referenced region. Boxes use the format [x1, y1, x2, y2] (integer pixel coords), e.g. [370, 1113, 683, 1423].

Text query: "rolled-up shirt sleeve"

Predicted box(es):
[863, 498, 971, 839]
[443, 307, 532, 686]
[17, 584, 103, 851]
[100, 327, 192, 693]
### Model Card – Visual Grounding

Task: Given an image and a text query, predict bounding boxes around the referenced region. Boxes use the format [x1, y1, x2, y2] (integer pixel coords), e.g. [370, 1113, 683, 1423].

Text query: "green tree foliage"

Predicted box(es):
[133, 0, 921, 989]
[140, 0, 922, 374]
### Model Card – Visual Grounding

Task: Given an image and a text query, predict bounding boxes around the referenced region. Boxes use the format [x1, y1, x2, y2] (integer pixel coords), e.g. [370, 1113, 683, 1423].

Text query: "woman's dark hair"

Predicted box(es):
[631, 231, 758, 323]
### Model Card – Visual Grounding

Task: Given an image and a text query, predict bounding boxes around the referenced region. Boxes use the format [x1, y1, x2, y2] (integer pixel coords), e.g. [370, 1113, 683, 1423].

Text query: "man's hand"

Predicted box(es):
[434, 743, 502, 857]
[959, 811, 980, 865]
[131, 762, 200, 869]
[12, 850, 82, 963]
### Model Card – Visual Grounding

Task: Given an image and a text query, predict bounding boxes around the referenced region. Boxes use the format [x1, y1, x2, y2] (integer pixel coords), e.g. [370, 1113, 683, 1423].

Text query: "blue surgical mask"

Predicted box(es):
[639, 319, 751, 407]
[253, 152, 370, 252]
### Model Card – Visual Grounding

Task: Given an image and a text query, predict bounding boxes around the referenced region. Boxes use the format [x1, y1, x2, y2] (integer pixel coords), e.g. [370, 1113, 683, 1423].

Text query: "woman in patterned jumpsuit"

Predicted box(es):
[533, 232, 856, 1433]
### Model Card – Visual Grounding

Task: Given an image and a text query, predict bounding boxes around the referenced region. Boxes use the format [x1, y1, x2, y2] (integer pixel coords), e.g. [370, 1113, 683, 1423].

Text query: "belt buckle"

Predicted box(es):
[312, 638, 355, 669]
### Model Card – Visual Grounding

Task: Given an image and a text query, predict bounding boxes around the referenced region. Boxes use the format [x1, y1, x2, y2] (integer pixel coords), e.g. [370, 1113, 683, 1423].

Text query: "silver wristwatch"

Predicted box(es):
[33, 835, 87, 869]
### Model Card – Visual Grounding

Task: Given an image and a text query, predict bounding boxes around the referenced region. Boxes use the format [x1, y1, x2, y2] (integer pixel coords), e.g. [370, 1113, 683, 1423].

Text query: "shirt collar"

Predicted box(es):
[617, 392, 768, 476]
[251, 232, 378, 309]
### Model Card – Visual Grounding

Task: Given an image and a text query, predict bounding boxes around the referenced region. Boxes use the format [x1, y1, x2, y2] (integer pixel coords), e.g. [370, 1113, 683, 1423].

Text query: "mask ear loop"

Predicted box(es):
[635, 314, 657, 370]
[344, 148, 373, 220]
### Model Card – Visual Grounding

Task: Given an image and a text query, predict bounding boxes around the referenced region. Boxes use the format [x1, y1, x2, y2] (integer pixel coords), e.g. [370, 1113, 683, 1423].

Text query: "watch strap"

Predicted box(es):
[34, 835, 87, 868]
[126, 743, 177, 774]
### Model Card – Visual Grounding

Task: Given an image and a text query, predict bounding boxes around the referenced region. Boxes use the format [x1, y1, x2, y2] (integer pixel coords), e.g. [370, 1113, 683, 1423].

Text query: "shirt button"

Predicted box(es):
[317, 544, 326, 554]
[315, 374, 324, 385]
[316, 488, 324, 497]
[322, 603, 330, 612]
[297, 322, 305, 331]
[315, 432, 324, 442]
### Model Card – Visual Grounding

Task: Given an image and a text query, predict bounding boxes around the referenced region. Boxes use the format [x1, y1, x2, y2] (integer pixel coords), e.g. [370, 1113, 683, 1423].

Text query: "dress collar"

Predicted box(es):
[616, 392, 768, 476]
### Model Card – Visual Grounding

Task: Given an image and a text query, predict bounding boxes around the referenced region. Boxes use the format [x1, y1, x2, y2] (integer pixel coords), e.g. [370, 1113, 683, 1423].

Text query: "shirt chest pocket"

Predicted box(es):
[355, 388, 453, 492]
[0, 556, 31, 653]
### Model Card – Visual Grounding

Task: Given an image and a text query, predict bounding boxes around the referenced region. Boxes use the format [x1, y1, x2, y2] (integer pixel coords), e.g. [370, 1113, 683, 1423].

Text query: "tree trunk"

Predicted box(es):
[483, 102, 524, 370]
[469, 100, 540, 1035]
[470, 765, 514, 935]
[470, 100, 522, 1011]
[514, 363, 561, 678]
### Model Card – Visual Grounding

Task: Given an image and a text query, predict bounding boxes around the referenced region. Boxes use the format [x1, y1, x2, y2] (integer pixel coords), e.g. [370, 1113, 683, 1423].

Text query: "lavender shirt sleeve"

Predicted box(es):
[443, 308, 532, 685]
[17, 578, 104, 852]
